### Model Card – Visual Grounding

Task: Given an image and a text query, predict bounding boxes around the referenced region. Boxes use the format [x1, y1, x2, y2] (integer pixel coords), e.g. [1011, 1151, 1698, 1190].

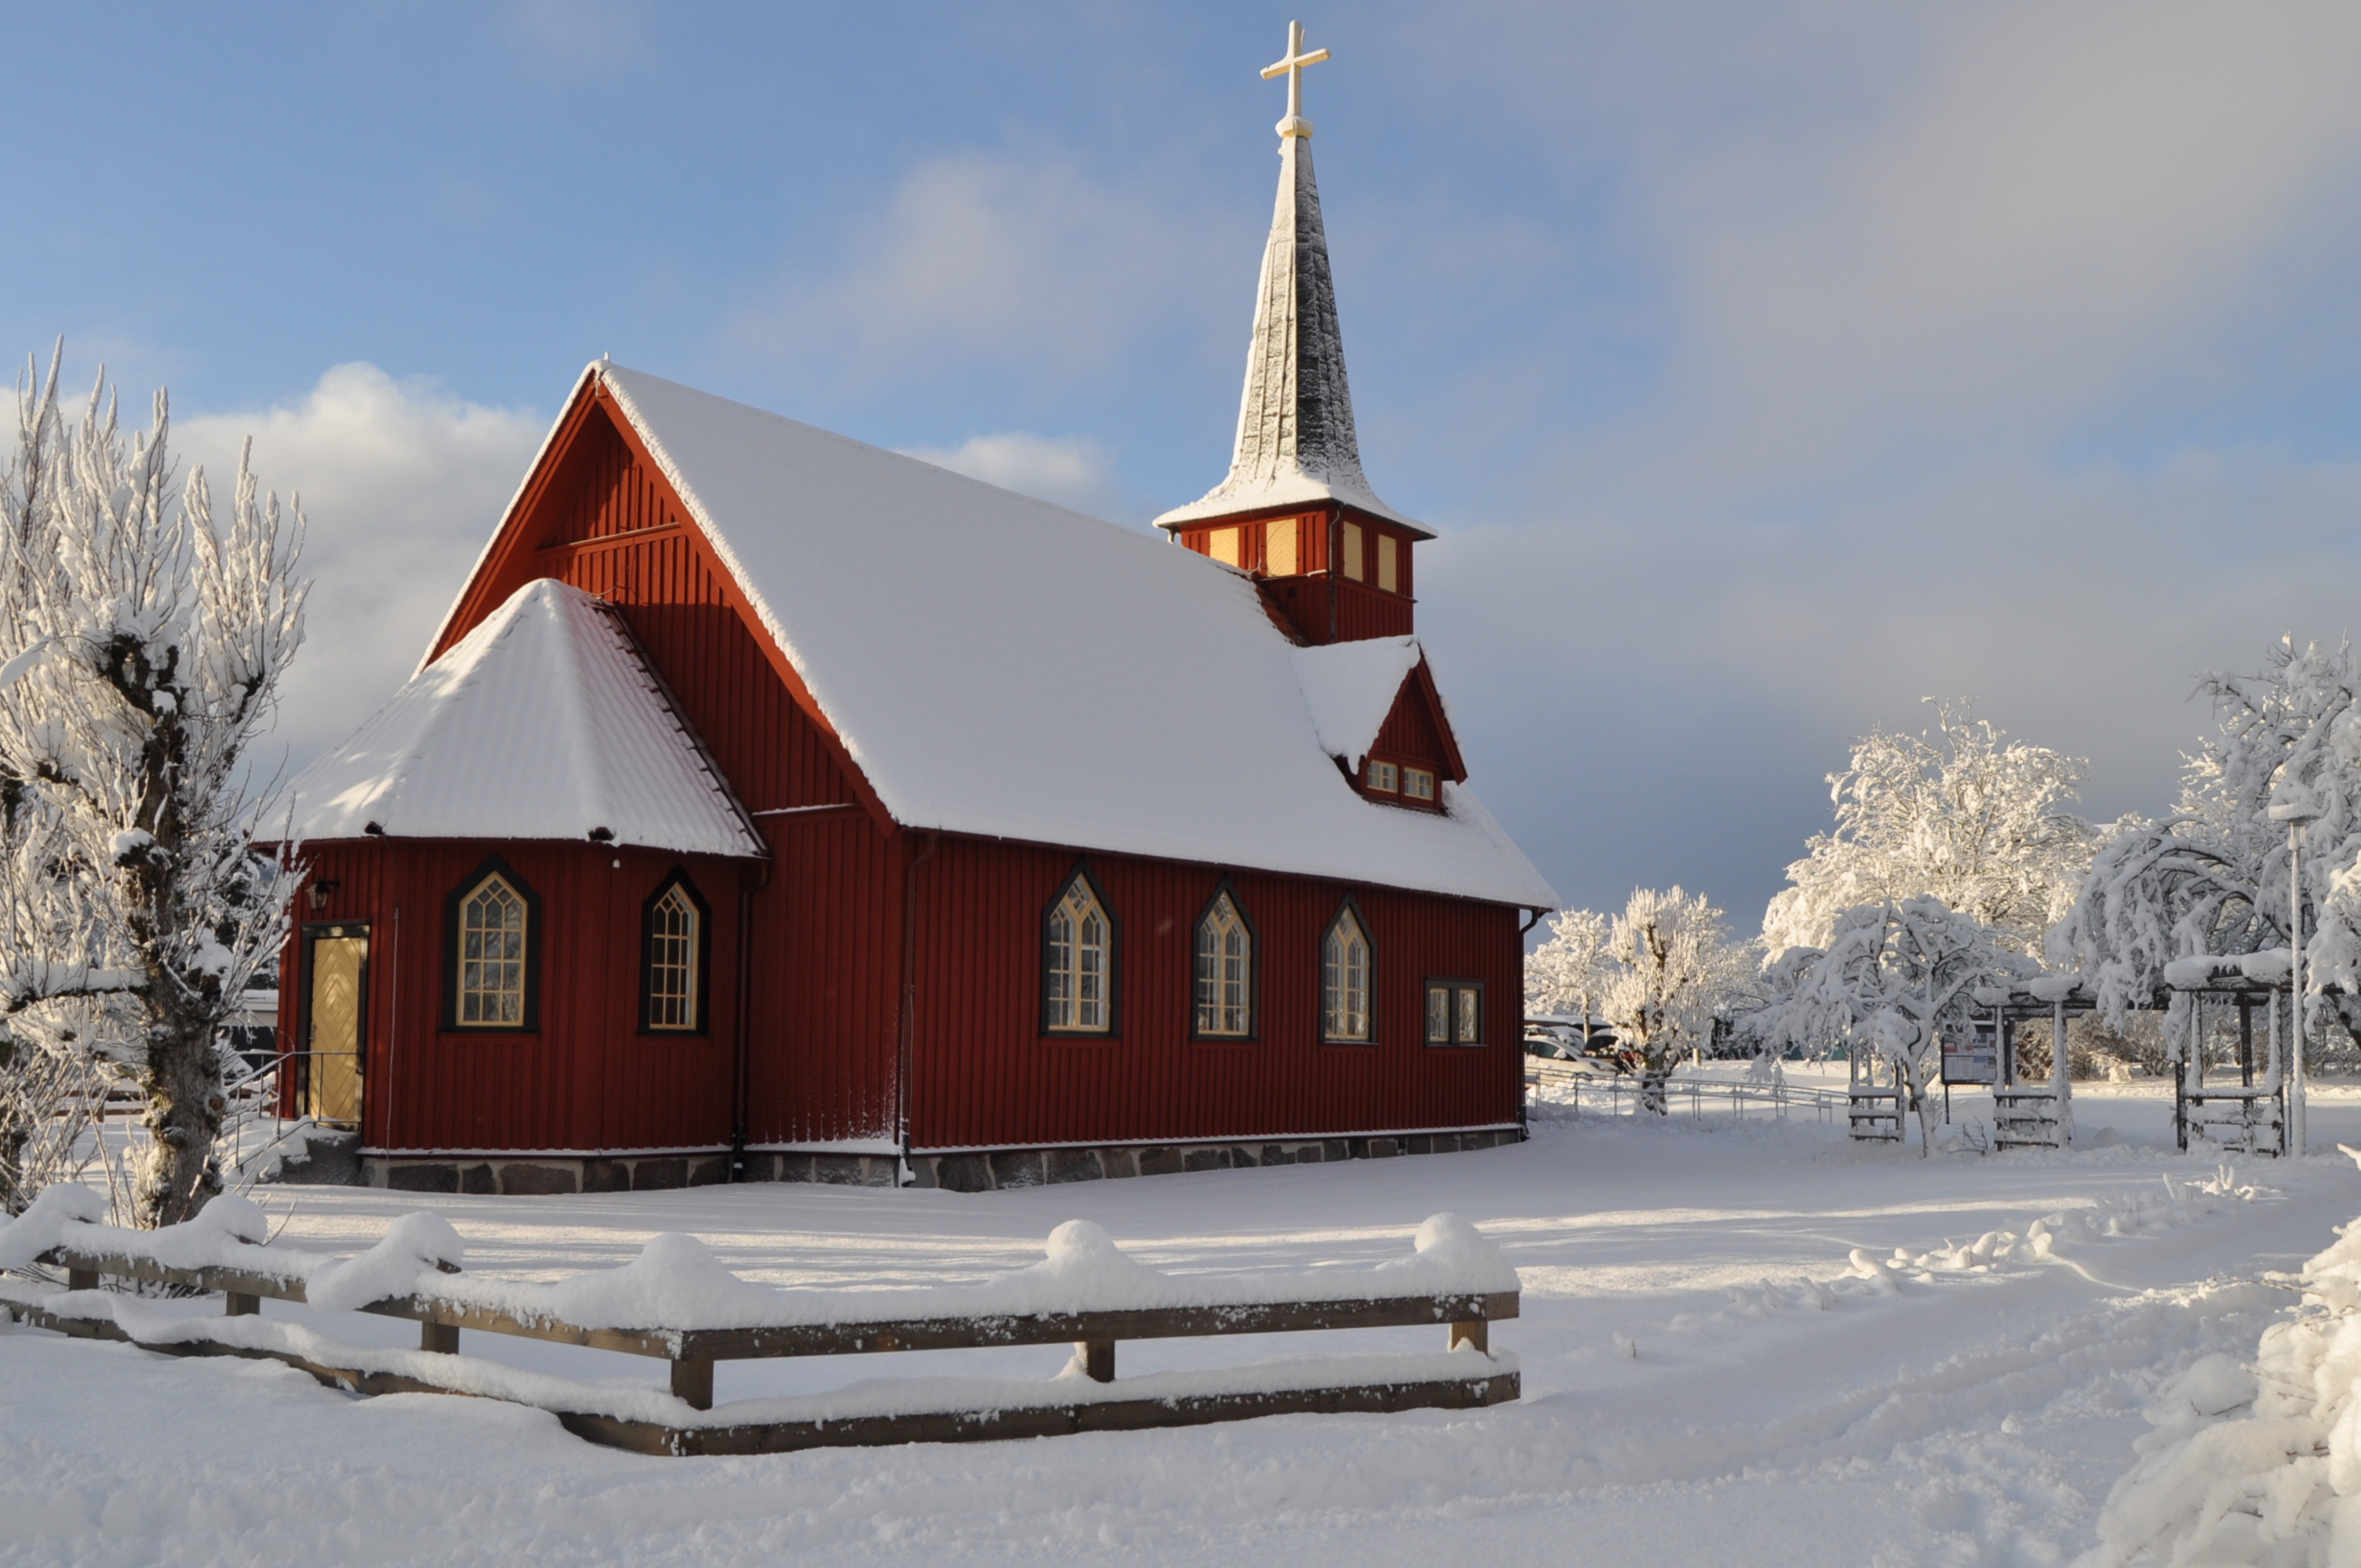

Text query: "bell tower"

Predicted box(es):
[1155, 21, 1432, 646]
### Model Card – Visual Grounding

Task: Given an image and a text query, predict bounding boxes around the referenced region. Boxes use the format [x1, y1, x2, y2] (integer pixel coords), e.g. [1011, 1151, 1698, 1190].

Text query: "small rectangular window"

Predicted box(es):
[1265, 518, 1297, 576]
[1341, 521, 1364, 581]
[1369, 761, 1398, 792]
[1377, 535, 1399, 593]
[1404, 767, 1436, 801]
[1426, 981, 1482, 1046]
[1208, 527, 1241, 567]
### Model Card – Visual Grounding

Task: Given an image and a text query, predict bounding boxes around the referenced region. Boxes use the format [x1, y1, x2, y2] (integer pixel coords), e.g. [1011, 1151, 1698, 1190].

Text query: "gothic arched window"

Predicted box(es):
[447, 860, 539, 1031]
[642, 873, 709, 1034]
[1193, 888, 1253, 1039]
[1321, 902, 1373, 1044]
[1043, 868, 1115, 1034]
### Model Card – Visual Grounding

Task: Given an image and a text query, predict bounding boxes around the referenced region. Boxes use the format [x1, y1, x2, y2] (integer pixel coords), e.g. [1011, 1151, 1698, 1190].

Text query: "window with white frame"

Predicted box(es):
[1194, 890, 1252, 1037]
[645, 881, 701, 1031]
[1403, 767, 1437, 802]
[1045, 872, 1113, 1033]
[1368, 760, 1398, 793]
[1321, 905, 1372, 1042]
[457, 873, 528, 1027]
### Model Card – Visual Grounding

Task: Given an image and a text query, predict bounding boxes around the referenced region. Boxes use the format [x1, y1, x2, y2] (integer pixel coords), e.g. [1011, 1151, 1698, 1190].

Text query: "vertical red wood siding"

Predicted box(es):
[905, 839, 1522, 1150]
[278, 842, 745, 1153]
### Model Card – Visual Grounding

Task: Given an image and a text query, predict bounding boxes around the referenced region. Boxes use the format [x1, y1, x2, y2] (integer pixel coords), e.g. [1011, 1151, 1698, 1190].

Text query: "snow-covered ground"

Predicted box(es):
[6, 1083, 2360, 1567]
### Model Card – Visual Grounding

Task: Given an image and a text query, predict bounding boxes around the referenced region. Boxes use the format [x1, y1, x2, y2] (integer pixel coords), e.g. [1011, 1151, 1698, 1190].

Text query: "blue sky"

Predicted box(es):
[10, 2, 2361, 929]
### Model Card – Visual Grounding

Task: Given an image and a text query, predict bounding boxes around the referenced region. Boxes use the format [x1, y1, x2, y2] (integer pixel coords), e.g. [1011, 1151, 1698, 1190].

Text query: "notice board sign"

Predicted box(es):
[1943, 1032, 1998, 1086]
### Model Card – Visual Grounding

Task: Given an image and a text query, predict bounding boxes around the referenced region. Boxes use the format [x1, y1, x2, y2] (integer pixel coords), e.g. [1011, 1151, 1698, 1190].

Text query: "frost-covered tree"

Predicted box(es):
[2053, 638, 2361, 1044]
[0, 347, 305, 1225]
[1602, 888, 1752, 1113]
[1525, 907, 1611, 1048]
[1765, 700, 2100, 959]
[1761, 896, 2035, 1155]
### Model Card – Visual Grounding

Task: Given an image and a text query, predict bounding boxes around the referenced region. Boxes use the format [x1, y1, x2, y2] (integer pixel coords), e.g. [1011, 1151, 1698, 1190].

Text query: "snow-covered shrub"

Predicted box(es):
[2081, 1186, 2361, 1566]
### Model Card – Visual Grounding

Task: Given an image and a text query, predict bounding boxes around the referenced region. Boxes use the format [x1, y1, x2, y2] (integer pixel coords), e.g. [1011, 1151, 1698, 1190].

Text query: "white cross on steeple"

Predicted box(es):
[1261, 20, 1330, 139]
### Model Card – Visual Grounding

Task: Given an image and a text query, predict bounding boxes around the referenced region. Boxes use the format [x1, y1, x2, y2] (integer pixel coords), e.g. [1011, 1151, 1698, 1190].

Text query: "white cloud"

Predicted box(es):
[1661, 2, 2361, 482]
[176, 365, 547, 777]
[900, 432, 1123, 518]
[733, 148, 1236, 394]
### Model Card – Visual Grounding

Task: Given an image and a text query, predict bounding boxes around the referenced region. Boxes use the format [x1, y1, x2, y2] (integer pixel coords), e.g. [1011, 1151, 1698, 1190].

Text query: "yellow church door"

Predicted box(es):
[305, 926, 368, 1128]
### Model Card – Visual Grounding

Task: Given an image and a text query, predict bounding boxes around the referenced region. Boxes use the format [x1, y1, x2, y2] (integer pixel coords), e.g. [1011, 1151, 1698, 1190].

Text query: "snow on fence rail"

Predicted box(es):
[1526, 1059, 1846, 1123]
[0, 1190, 1519, 1456]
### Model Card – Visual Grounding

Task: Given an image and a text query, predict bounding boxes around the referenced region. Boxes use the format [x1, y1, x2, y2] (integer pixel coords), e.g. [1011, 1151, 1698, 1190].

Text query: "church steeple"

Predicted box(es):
[1158, 23, 1427, 646]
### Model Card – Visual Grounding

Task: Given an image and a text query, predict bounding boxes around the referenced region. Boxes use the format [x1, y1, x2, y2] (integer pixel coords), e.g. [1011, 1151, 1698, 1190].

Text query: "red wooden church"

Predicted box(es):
[275, 48, 1557, 1193]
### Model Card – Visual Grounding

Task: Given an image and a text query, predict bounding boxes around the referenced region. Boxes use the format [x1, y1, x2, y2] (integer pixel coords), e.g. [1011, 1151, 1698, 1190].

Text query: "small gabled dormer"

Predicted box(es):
[1154, 23, 1432, 647]
[1291, 638, 1467, 814]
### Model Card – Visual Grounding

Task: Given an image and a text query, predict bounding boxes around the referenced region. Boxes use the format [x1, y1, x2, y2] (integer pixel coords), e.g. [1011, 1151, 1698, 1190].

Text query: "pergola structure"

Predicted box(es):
[1970, 951, 2303, 1156]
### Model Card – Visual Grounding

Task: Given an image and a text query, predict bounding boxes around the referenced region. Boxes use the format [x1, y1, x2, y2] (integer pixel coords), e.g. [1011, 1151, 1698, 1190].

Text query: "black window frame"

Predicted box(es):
[441, 855, 543, 1034]
[1040, 860, 1121, 1038]
[639, 867, 714, 1037]
[1425, 978, 1486, 1047]
[1188, 877, 1260, 1043]
[1318, 893, 1377, 1046]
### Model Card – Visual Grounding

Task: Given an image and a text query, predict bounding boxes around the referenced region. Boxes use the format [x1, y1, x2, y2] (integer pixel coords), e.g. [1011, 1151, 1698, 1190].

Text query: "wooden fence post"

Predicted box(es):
[1077, 1339, 1115, 1382]
[1449, 1320, 1487, 1354]
[670, 1357, 714, 1410]
[225, 1293, 260, 1317]
[421, 1321, 459, 1354]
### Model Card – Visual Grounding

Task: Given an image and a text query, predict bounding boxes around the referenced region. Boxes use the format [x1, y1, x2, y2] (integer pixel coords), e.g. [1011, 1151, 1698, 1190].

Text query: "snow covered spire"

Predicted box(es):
[1155, 23, 1425, 535]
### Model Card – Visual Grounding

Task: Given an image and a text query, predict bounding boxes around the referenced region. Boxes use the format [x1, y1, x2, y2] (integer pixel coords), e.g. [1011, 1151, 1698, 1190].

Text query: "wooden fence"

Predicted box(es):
[5, 1221, 1519, 1456]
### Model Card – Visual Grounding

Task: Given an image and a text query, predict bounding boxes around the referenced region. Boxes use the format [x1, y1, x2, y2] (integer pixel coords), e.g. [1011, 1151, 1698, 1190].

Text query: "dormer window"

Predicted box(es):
[1368, 761, 1398, 793]
[1404, 767, 1436, 802]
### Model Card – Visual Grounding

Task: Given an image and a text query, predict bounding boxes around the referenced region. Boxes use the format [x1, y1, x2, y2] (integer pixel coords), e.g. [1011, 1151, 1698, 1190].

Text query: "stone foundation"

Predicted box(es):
[360, 1153, 736, 1196]
[355, 1128, 1522, 1195]
[907, 1127, 1523, 1192]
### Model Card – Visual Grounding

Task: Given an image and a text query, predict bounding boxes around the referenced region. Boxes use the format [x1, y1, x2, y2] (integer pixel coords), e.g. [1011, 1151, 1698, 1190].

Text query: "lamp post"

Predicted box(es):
[2268, 785, 2321, 1158]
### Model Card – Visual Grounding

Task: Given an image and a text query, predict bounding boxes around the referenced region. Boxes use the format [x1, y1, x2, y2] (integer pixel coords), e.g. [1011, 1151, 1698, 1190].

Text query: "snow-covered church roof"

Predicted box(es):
[418, 364, 1553, 908]
[1153, 105, 1426, 536]
[286, 578, 762, 858]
